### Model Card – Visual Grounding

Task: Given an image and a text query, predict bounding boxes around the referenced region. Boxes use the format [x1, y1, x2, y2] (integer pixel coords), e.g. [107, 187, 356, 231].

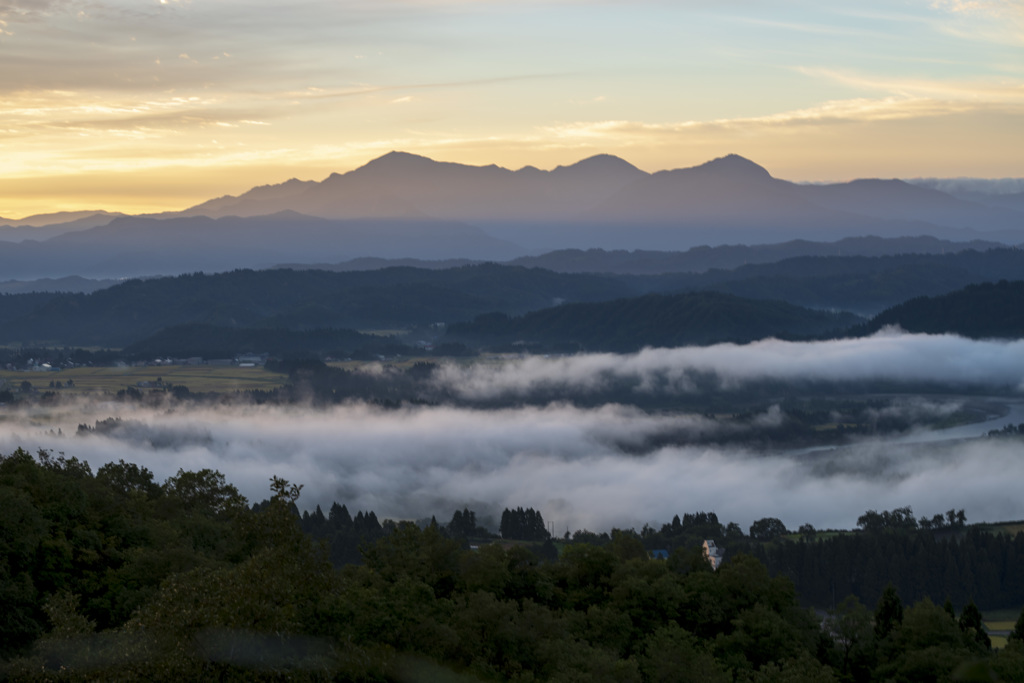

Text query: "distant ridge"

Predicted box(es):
[688, 153, 773, 180]
[0, 210, 123, 228]
[508, 236, 1009, 274]
[4, 152, 1024, 279]
[281, 235, 1008, 276]
[0, 276, 118, 295]
[0, 211, 125, 242]
[154, 151, 1024, 252]
[0, 214, 523, 279]
[856, 280, 1024, 339]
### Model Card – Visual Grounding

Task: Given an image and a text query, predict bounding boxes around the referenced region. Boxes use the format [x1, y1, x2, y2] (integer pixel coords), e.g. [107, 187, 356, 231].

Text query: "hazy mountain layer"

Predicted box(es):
[0, 213, 523, 279]
[0, 276, 118, 295]
[162, 151, 1024, 252]
[5, 153, 1023, 280]
[0, 210, 124, 231]
[507, 236, 1009, 275]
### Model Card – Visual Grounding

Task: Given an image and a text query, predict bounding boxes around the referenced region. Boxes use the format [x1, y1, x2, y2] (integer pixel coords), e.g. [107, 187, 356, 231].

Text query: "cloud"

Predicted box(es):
[908, 176, 1024, 194]
[541, 92, 1021, 146]
[1, 333, 1023, 534]
[2, 398, 1021, 534]
[431, 332, 1024, 401]
[929, 0, 1024, 43]
[796, 67, 1024, 103]
[0, 0, 73, 20]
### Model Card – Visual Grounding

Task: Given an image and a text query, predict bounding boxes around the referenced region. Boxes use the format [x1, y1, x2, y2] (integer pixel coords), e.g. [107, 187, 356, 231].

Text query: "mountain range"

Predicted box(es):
[2, 152, 1023, 279]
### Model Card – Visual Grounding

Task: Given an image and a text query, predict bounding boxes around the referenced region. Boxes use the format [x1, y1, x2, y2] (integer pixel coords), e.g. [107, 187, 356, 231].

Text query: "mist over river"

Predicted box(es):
[2, 332, 1022, 532]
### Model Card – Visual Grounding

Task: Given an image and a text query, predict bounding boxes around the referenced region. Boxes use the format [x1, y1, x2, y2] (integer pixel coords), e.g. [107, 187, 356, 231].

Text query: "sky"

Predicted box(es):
[1, 0, 1022, 216]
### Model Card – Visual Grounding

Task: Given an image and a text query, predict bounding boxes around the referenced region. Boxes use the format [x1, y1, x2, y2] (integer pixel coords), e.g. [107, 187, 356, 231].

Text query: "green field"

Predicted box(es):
[985, 607, 1023, 622]
[983, 605, 1021, 650]
[981, 521, 1024, 537]
[0, 365, 289, 395]
[326, 352, 515, 371]
[1, 353, 516, 396]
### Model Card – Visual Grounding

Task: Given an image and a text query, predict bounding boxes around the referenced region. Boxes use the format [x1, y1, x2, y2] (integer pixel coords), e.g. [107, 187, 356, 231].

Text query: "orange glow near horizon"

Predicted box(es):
[1, 0, 1021, 218]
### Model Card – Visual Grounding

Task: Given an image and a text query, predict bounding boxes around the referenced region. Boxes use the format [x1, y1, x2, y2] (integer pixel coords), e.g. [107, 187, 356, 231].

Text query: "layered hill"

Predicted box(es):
[0, 213, 521, 279]
[3, 152, 1023, 279]
[445, 292, 861, 352]
[0, 265, 631, 347]
[854, 280, 1024, 339]
[278, 236, 1007, 276]
[163, 151, 1024, 251]
[3, 246, 1024, 349]
[632, 247, 1024, 316]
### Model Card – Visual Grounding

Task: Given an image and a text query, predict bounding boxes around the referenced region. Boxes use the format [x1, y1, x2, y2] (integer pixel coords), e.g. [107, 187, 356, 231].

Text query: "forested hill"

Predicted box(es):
[0, 265, 631, 347]
[3, 253, 1023, 351]
[630, 247, 1024, 316]
[854, 280, 1024, 339]
[446, 292, 862, 352]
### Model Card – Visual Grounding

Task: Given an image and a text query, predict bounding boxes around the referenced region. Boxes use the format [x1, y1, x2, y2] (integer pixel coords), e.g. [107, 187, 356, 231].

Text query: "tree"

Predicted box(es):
[958, 599, 991, 650]
[328, 502, 352, 530]
[499, 506, 549, 541]
[96, 460, 161, 499]
[163, 468, 246, 517]
[749, 517, 787, 541]
[874, 583, 903, 640]
[609, 529, 647, 562]
[639, 624, 729, 683]
[825, 595, 875, 679]
[448, 507, 478, 538]
[1009, 606, 1024, 645]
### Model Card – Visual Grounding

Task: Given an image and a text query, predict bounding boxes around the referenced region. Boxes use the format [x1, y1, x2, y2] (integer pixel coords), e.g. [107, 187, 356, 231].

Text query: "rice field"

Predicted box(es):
[0, 364, 289, 395]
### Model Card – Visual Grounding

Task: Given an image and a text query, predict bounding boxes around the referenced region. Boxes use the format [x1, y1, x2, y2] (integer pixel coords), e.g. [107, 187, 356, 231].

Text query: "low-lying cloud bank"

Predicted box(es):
[2, 332, 1021, 533]
[432, 330, 1024, 399]
[2, 397, 1021, 534]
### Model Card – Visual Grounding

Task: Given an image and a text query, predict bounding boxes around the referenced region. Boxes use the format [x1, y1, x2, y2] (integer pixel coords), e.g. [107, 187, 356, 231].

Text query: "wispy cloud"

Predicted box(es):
[797, 67, 1024, 102]
[540, 97, 1002, 144]
[2, 0, 1021, 213]
[431, 331, 1024, 401]
[929, 0, 1024, 43]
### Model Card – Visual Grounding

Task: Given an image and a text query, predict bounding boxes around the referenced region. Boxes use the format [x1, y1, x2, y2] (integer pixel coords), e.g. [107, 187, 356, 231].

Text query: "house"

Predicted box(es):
[703, 539, 725, 570]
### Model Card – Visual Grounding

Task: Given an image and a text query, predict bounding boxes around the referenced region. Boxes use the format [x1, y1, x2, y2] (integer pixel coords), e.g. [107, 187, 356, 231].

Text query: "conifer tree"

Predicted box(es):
[874, 584, 903, 640]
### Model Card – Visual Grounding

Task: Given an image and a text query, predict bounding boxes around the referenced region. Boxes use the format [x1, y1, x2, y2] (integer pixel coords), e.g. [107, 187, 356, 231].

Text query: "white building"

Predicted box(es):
[703, 539, 724, 570]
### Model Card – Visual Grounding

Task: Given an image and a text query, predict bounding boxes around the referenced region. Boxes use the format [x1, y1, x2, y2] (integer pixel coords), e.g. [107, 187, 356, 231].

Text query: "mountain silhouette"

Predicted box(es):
[4, 152, 1022, 279]
[155, 151, 1022, 251]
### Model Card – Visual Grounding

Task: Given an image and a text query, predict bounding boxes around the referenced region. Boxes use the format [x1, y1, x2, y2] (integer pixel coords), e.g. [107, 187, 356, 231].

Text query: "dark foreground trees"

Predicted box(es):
[2, 450, 1023, 681]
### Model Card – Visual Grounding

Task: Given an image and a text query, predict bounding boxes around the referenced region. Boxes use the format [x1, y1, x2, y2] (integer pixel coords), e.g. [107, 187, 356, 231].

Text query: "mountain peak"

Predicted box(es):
[553, 154, 645, 177]
[358, 150, 439, 172]
[691, 154, 772, 180]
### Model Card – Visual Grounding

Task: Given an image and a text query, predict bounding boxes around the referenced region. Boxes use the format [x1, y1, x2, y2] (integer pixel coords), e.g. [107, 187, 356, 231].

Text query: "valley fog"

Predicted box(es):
[3, 331, 1023, 534]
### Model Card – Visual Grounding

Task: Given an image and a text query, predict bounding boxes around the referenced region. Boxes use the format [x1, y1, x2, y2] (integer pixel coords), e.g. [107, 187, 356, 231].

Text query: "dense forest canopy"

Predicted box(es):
[2, 448, 1023, 681]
